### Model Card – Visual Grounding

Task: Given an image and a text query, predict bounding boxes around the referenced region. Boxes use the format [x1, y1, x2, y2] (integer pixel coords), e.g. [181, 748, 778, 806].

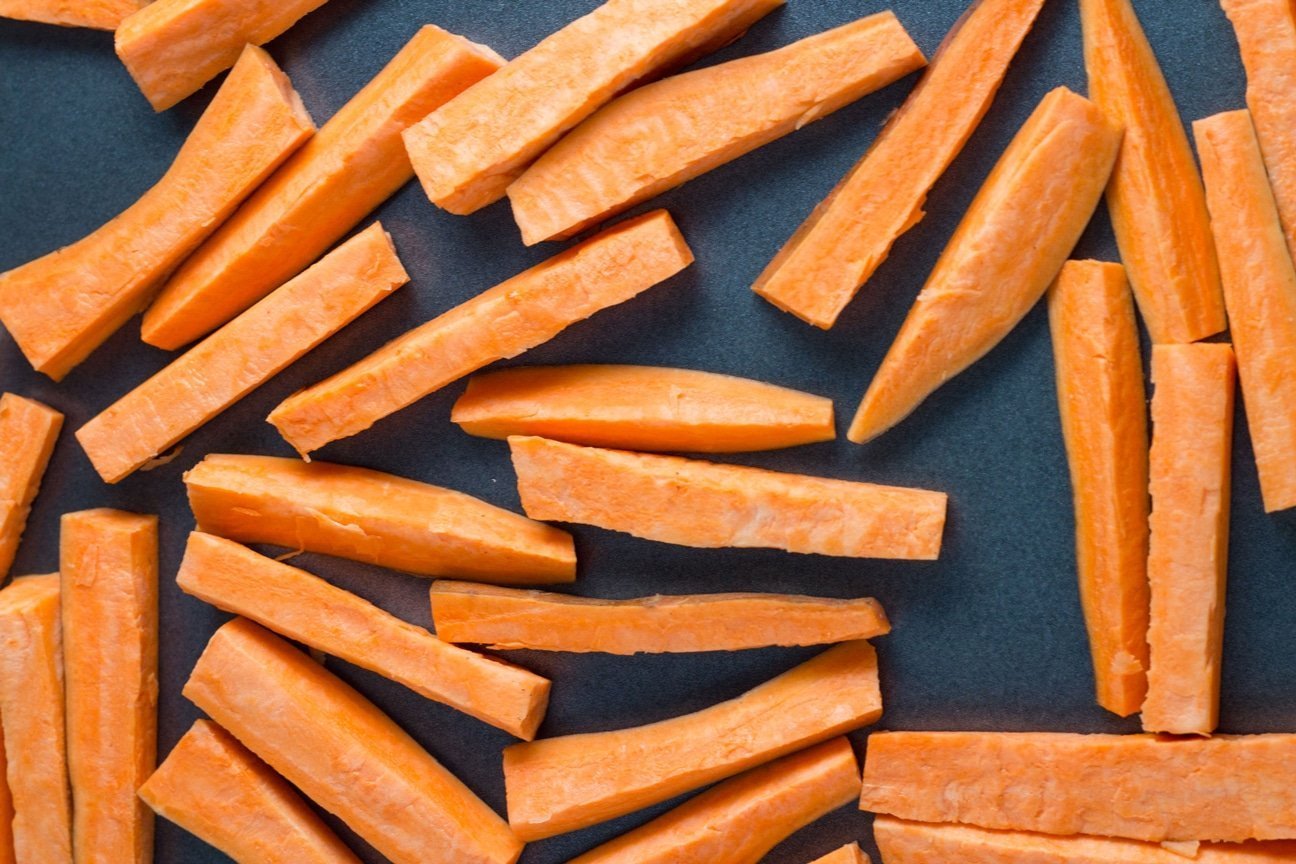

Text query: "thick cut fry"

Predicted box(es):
[61, 510, 158, 864]
[0, 0, 141, 29]
[510, 436, 946, 559]
[451, 365, 835, 452]
[0, 575, 70, 864]
[269, 210, 693, 455]
[0, 46, 313, 381]
[1142, 344, 1235, 735]
[142, 27, 504, 349]
[504, 640, 881, 840]
[752, 0, 1046, 328]
[848, 87, 1122, 443]
[76, 224, 406, 484]
[809, 843, 871, 864]
[139, 720, 360, 864]
[1195, 110, 1296, 513]
[184, 619, 523, 864]
[1047, 261, 1149, 717]
[507, 13, 926, 244]
[431, 581, 890, 653]
[859, 731, 1296, 842]
[0, 731, 11, 864]
[184, 453, 575, 583]
[1080, 0, 1225, 343]
[0, 394, 62, 582]
[403, 0, 784, 214]
[178, 533, 550, 739]
[568, 737, 860, 864]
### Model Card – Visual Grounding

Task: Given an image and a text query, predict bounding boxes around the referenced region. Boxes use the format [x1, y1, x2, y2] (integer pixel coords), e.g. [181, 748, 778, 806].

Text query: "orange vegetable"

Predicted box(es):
[504, 640, 881, 840]
[1142, 343, 1236, 735]
[568, 737, 860, 864]
[751, 0, 1046, 329]
[509, 436, 946, 559]
[0, 46, 313, 381]
[847, 87, 1122, 443]
[76, 223, 406, 484]
[809, 843, 871, 864]
[507, 13, 926, 245]
[1080, 0, 1225, 343]
[184, 618, 523, 864]
[430, 580, 890, 653]
[859, 731, 1296, 842]
[0, 731, 11, 864]
[0, 393, 62, 582]
[402, 0, 784, 214]
[60, 510, 158, 864]
[142, 27, 504, 350]
[139, 720, 361, 864]
[268, 210, 693, 456]
[0, 575, 70, 864]
[178, 532, 551, 739]
[0, 0, 141, 29]
[451, 364, 835, 452]
[1047, 261, 1149, 717]
[1195, 110, 1296, 513]
[184, 453, 575, 584]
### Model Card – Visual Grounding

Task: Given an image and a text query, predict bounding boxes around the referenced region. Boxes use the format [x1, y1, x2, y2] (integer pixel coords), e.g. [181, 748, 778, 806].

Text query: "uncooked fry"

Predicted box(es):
[0, 0, 141, 29]
[0, 393, 62, 582]
[809, 844, 871, 864]
[0, 730, 11, 864]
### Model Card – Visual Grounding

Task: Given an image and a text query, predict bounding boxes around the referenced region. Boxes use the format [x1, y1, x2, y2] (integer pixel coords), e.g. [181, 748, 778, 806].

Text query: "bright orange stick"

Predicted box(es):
[0, 729, 11, 864]
[0, 0, 141, 28]
[0, 394, 62, 582]
[808, 843, 871, 864]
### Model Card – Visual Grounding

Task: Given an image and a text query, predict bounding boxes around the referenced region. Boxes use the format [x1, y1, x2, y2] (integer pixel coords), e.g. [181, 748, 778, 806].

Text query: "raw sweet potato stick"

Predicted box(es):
[507, 12, 926, 244]
[0, 732, 10, 864]
[0, 45, 314, 381]
[809, 843, 871, 864]
[847, 87, 1122, 443]
[0, 0, 141, 29]
[752, 0, 1046, 329]
[0, 393, 62, 582]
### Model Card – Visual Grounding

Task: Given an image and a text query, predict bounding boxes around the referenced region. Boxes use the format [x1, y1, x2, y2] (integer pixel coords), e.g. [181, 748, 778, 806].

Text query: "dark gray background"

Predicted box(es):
[2, 1, 1293, 861]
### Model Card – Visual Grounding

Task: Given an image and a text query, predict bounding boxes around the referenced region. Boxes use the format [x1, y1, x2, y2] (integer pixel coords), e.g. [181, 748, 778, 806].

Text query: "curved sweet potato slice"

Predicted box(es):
[0, 393, 62, 583]
[0, 0, 141, 29]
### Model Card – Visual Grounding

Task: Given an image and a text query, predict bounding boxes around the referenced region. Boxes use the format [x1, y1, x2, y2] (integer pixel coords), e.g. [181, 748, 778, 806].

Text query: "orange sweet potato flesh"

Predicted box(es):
[430, 580, 890, 653]
[1081, 0, 1225, 343]
[1047, 261, 1149, 717]
[0, 0, 141, 29]
[847, 87, 1122, 444]
[60, 510, 158, 864]
[507, 13, 926, 245]
[0, 394, 62, 582]
[510, 435, 946, 559]
[76, 223, 407, 484]
[184, 618, 523, 864]
[1195, 110, 1296, 514]
[142, 27, 504, 350]
[1142, 343, 1236, 736]
[178, 533, 551, 739]
[752, 0, 1046, 329]
[503, 639, 881, 840]
[402, 0, 784, 215]
[809, 843, 871, 864]
[452, 364, 835, 452]
[0, 45, 314, 381]
[567, 737, 860, 864]
[0, 729, 11, 864]
[184, 453, 575, 583]
[859, 731, 1296, 842]
[268, 210, 693, 455]
[0, 575, 71, 864]
[139, 720, 361, 864]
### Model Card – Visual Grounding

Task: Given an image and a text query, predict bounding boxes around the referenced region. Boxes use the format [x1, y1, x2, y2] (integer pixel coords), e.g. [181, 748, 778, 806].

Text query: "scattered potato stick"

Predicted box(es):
[76, 223, 406, 484]
[139, 720, 361, 864]
[509, 436, 946, 559]
[268, 210, 693, 455]
[403, 0, 784, 214]
[1080, 0, 1224, 343]
[0, 394, 62, 583]
[568, 737, 860, 864]
[184, 618, 523, 864]
[451, 364, 835, 452]
[1047, 261, 1149, 717]
[1195, 110, 1296, 514]
[142, 27, 504, 350]
[430, 581, 889, 653]
[752, 0, 1046, 329]
[60, 510, 158, 864]
[0, 46, 313, 381]
[808, 843, 871, 864]
[0, 731, 10, 864]
[0, 0, 141, 29]
[847, 87, 1122, 443]
[507, 12, 926, 244]
[504, 640, 881, 840]
[184, 453, 575, 584]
